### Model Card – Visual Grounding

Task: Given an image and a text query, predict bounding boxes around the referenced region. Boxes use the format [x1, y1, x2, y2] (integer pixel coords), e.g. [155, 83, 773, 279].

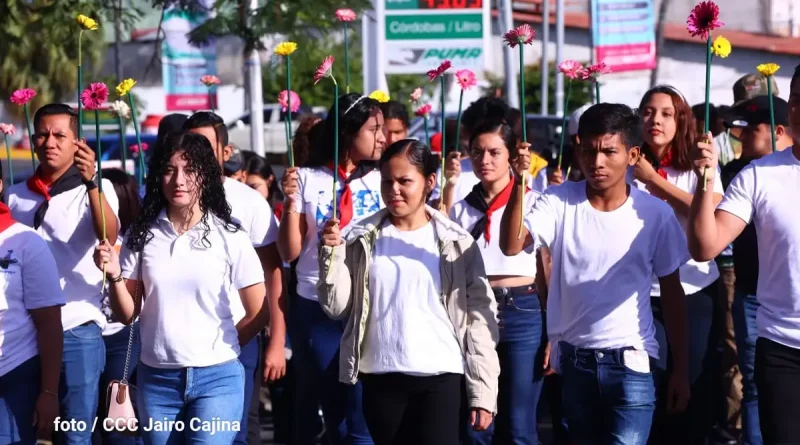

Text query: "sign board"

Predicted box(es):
[382, 0, 490, 74]
[591, 0, 656, 72]
[161, 0, 217, 111]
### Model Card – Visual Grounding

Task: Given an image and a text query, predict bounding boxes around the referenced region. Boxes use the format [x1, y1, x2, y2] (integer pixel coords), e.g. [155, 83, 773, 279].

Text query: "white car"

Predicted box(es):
[227, 104, 311, 154]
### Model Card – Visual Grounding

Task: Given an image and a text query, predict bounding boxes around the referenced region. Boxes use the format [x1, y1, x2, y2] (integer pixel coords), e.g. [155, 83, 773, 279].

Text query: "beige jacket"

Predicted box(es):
[317, 206, 501, 413]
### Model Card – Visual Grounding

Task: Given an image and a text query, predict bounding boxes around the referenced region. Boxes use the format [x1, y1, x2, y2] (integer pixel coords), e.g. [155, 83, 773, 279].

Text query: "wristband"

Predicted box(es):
[84, 174, 98, 190]
[110, 274, 124, 283]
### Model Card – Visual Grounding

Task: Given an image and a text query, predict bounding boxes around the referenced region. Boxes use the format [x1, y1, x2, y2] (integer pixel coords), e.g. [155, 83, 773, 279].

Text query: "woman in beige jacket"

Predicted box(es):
[317, 139, 500, 445]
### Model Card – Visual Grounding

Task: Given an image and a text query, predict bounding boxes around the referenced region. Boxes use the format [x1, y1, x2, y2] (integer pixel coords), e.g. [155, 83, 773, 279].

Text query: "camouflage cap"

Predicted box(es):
[732, 73, 779, 105]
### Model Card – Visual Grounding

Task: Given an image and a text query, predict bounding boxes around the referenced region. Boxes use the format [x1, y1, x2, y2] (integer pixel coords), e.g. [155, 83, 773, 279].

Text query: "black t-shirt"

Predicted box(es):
[722, 158, 758, 295]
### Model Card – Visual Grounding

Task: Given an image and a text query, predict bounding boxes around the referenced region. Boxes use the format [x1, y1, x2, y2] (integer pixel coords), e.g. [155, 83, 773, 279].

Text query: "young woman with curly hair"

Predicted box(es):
[93, 132, 267, 445]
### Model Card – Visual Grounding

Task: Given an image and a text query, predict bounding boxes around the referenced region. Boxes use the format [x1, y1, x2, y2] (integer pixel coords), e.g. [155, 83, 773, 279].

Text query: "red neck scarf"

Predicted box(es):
[463, 177, 517, 243]
[657, 149, 674, 179]
[325, 161, 376, 228]
[25, 166, 84, 229]
[0, 202, 17, 234]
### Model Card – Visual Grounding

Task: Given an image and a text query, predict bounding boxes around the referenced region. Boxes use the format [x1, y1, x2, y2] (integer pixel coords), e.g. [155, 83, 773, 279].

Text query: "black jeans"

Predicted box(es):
[755, 337, 800, 443]
[361, 372, 462, 445]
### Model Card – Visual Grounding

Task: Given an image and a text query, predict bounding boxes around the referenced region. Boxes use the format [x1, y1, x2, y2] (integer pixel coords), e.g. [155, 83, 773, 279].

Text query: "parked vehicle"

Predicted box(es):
[226, 104, 326, 154]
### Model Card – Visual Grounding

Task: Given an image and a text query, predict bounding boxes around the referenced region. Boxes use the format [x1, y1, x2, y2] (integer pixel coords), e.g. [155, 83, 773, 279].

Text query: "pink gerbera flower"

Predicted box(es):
[415, 104, 432, 118]
[455, 69, 477, 90]
[581, 63, 611, 80]
[80, 83, 109, 110]
[409, 87, 423, 104]
[503, 24, 536, 48]
[335, 8, 357, 22]
[558, 60, 585, 80]
[278, 90, 301, 113]
[313, 56, 336, 85]
[426, 60, 451, 81]
[0, 123, 15, 135]
[200, 75, 221, 86]
[686, 1, 724, 40]
[10, 88, 36, 106]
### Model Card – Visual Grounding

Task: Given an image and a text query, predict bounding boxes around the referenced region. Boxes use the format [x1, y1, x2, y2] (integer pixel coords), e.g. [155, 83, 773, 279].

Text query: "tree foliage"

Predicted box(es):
[0, 0, 141, 119]
[484, 62, 593, 115]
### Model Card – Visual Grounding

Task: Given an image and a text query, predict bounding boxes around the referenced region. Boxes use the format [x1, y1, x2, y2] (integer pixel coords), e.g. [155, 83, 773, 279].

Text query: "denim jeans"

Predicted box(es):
[136, 359, 245, 445]
[99, 325, 143, 445]
[558, 341, 656, 445]
[0, 356, 40, 445]
[58, 322, 106, 445]
[468, 285, 545, 445]
[732, 289, 762, 445]
[234, 336, 260, 445]
[289, 293, 373, 445]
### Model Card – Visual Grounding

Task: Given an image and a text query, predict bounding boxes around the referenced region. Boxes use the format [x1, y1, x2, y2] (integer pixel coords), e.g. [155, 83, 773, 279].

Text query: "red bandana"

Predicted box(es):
[324, 162, 376, 228]
[657, 149, 674, 180]
[0, 202, 17, 234]
[26, 170, 53, 200]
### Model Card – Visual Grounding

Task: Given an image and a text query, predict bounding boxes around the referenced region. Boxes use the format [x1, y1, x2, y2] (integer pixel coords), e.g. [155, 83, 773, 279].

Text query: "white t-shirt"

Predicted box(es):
[224, 177, 278, 323]
[8, 180, 120, 331]
[120, 212, 264, 368]
[450, 188, 540, 277]
[717, 148, 800, 349]
[295, 166, 383, 301]
[630, 167, 722, 296]
[525, 181, 689, 371]
[431, 159, 548, 202]
[0, 223, 66, 377]
[361, 222, 464, 375]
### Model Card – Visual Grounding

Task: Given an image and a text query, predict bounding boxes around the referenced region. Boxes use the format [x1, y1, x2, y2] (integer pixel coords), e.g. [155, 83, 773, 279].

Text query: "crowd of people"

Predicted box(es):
[0, 63, 798, 445]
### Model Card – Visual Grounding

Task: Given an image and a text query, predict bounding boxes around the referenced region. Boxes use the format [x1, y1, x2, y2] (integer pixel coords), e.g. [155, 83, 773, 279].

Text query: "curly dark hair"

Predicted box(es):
[126, 132, 239, 251]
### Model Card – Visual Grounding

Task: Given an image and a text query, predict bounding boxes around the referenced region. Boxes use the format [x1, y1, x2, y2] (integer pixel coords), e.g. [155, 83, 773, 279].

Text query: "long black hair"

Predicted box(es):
[244, 154, 282, 203]
[126, 132, 239, 251]
[305, 93, 382, 167]
[101, 168, 140, 235]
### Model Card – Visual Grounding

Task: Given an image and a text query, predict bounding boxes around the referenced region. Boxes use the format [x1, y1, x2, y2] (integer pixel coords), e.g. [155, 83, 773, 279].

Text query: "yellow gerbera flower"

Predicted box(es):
[368, 90, 390, 103]
[76, 14, 99, 31]
[757, 63, 780, 77]
[711, 36, 731, 58]
[274, 42, 298, 57]
[116, 78, 137, 97]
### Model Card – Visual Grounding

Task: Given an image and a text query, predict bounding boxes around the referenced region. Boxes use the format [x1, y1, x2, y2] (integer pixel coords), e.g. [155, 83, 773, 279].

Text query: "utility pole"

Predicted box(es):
[500, 0, 519, 108]
[243, 0, 265, 155]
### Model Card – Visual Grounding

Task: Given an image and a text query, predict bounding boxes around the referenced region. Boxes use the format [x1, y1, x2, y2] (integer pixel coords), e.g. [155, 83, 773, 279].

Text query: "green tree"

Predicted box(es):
[0, 0, 140, 118]
[484, 62, 593, 115]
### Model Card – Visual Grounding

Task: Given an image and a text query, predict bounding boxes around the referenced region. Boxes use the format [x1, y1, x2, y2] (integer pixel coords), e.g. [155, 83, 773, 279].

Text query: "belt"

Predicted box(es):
[492, 284, 536, 297]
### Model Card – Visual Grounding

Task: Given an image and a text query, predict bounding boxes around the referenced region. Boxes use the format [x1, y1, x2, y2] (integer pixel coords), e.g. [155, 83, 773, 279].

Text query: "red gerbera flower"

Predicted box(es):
[686, 1, 724, 40]
[503, 24, 536, 48]
[426, 60, 451, 81]
[415, 104, 432, 118]
[80, 83, 109, 110]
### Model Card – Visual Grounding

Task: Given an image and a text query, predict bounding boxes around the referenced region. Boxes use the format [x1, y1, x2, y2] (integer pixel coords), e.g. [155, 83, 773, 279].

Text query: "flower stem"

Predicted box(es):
[440, 76, 446, 202]
[127, 94, 145, 188]
[96, 108, 108, 292]
[344, 24, 350, 94]
[768, 79, 776, 153]
[78, 64, 83, 140]
[208, 89, 214, 112]
[702, 36, 712, 191]
[23, 104, 35, 171]
[595, 81, 600, 104]
[518, 45, 527, 239]
[4, 134, 13, 185]
[454, 91, 464, 155]
[118, 115, 127, 172]
[557, 81, 573, 170]
[332, 83, 339, 220]
[287, 56, 295, 167]
[424, 116, 430, 149]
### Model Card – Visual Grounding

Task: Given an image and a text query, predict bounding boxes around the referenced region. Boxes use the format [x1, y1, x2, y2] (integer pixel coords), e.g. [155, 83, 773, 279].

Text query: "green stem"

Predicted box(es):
[344, 24, 350, 94]
[455, 92, 464, 154]
[24, 104, 35, 171]
[287, 56, 295, 167]
[519, 47, 527, 143]
[424, 116, 430, 149]
[284, 117, 292, 166]
[127, 94, 145, 188]
[96, 109, 104, 196]
[557, 81, 573, 170]
[118, 116, 127, 172]
[4, 134, 13, 185]
[440, 75, 446, 195]
[78, 64, 83, 140]
[332, 83, 339, 220]
[768, 79, 776, 153]
[595, 81, 600, 104]
[208, 88, 214, 112]
[702, 35, 712, 190]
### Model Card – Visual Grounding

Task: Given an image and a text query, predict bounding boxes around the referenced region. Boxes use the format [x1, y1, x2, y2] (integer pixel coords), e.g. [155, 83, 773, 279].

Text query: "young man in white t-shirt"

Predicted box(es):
[500, 103, 691, 444]
[184, 112, 284, 445]
[7, 103, 120, 445]
[687, 64, 800, 444]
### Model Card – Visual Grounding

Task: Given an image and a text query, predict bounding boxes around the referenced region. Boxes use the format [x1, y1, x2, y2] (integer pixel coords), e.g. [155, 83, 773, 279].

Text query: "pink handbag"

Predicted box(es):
[105, 260, 142, 435]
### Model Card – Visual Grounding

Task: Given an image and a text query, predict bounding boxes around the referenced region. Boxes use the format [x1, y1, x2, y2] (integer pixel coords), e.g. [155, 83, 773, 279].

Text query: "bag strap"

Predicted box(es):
[120, 252, 143, 386]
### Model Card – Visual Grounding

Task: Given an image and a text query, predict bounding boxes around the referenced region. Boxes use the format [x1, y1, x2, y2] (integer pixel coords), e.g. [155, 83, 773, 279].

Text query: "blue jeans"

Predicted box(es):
[559, 341, 656, 445]
[469, 285, 545, 445]
[59, 322, 106, 445]
[732, 289, 762, 445]
[289, 293, 373, 445]
[0, 356, 40, 445]
[136, 359, 245, 445]
[234, 336, 260, 445]
[99, 325, 143, 445]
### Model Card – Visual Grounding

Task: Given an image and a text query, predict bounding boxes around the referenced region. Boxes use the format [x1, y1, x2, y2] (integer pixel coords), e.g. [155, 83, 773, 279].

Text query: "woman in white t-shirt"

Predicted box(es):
[277, 93, 386, 444]
[318, 139, 500, 445]
[94, 132, 266, 445]
[0, 169, 65, 445]
[447, 119, 546, 444]
[633, 85, 724, 442]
